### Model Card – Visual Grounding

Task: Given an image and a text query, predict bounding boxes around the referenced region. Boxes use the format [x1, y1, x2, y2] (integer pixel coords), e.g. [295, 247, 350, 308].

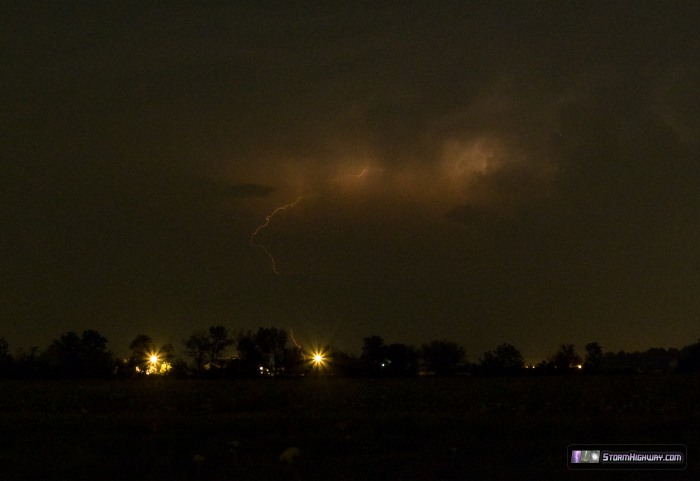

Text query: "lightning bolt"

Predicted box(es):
[250, 196, 303, 274]
[289, 328, 302, 349]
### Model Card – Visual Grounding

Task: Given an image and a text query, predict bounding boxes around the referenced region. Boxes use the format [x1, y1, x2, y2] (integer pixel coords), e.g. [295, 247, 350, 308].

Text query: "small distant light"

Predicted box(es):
[150, 355, 158, 364]
[259, 366, 264, 371]
[576, 364, 582, 369]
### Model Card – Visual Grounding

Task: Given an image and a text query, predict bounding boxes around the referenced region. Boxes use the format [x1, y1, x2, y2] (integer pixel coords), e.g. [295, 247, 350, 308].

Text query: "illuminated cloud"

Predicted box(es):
[2, 2, 699, 360]
[224, 183, 275, 199]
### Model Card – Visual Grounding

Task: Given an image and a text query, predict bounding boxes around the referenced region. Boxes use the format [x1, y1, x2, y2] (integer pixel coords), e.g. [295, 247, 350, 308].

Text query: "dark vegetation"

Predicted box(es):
[2, 328, 700, 379]
[1, 331, 699, 480]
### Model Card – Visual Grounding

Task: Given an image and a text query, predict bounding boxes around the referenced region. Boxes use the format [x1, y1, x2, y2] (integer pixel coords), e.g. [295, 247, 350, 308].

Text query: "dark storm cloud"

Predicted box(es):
[2, 1, 699, 360]
[226, 183, 273, 198]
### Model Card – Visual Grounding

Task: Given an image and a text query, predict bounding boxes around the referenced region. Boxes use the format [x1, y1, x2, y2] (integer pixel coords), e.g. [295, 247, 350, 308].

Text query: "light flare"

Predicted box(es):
[310, 350, 326, 367]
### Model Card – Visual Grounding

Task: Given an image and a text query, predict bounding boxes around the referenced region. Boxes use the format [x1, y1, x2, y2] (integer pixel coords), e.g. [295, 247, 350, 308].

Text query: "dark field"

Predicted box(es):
[1, 375, 698, 480]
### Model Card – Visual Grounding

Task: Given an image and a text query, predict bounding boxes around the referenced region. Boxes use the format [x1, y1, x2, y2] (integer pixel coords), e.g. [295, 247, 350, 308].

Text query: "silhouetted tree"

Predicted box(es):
[678, 339, 700, 372]
[640, 347, 676, 371]
[535, 359, 554, 372]
[45, 330, 113, 377]
[159, 342, 176, 365]
[600, 347, 679, 372]
[584, 342, 603, 371]
[129, 334, 154, 357]
[236, 330, 261, 374]
[46, 331, 82, 376]
[0, 338, 12, 376]
[254, 327, 288, 370]
[79, 330, 113, 377]
[169, 358, 190, 378]
[128, 334, 156, 373]
[480, 343, 524, 372]
[330, 350, 363, 377]
[280, 345, 305, 375]
[360, 335, 386, 375]
[207, 325, 234, 364]
[14, 346, 41, 378]
[183, 326, 234, 372]
[551, 344, 582, 370]
[384, 343, 418, 376]
[125, 335, 175, 375]
[421, 340, 465, 376]
[235, 327, 293, 375]
[184, 331, 210, 372]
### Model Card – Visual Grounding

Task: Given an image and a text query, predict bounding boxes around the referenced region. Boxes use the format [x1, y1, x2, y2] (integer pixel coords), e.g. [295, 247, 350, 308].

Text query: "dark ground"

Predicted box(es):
[0, 374, 698, 480]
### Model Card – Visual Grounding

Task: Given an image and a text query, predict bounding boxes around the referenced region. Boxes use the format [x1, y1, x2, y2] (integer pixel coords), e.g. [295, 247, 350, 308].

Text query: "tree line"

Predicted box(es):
[1, 329, 699, 379]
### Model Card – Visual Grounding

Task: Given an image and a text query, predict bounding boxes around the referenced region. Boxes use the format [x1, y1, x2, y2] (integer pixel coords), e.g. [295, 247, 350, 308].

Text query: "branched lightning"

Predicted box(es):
[250, 196, 303, 274]
[249, 167, 367, 274]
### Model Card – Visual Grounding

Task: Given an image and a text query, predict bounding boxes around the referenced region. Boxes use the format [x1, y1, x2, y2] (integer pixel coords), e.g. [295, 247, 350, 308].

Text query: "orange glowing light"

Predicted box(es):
[310, 350, 327, 367]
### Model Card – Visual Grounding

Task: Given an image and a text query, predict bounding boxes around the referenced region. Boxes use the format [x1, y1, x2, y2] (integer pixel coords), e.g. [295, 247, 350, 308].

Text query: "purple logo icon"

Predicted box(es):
[571, 450, 582, 463]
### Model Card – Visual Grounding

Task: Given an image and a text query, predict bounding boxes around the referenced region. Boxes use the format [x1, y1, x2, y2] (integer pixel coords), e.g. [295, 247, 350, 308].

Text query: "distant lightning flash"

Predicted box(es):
[250, 196, 303, 274]
[289, 328, 302, 349]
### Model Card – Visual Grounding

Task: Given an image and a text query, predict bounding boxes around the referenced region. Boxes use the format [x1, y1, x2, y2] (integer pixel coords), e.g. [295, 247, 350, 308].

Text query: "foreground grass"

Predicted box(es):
[0, 375, 698, 480]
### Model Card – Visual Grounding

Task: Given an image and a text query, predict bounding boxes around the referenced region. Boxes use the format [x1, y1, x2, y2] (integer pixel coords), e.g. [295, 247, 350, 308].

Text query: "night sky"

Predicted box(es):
[2, 2, 699, 362]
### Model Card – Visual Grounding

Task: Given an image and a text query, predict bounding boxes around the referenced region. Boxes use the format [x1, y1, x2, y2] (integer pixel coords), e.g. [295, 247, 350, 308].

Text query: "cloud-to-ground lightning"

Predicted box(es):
[250, 167, 367, 274]
[250, 196, 303, 274]
[289, 328, 302, 349]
